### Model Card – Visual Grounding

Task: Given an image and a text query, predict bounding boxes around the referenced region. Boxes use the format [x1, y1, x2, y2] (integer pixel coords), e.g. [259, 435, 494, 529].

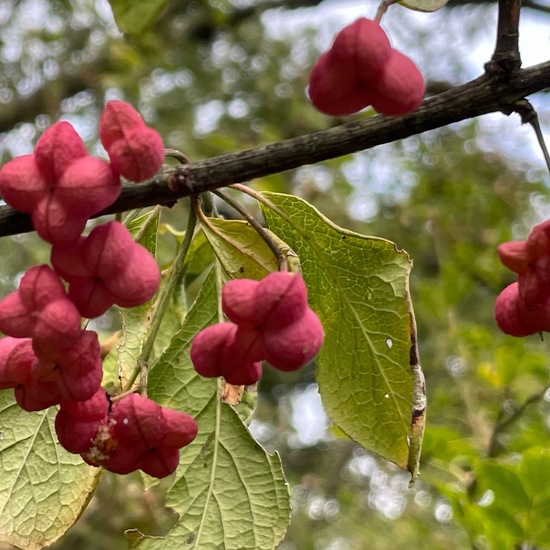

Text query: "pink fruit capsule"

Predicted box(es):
[263, 308, 325, 371]
[99, 100, 147, 151]
[34, 121, 88, 184]
[367, 49, 425, 116]
[222, 278, 261, 327]
[107, 126, 164, 182]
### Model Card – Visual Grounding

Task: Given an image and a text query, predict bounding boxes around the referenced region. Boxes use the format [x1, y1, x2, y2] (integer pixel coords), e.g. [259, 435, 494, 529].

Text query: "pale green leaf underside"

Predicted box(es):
[138, 269, 290, 549]
[0, 392, 100, 550]
[201, 218, 278, 280]
[261, 192, 415, 469]
[400, 0, 449, 12]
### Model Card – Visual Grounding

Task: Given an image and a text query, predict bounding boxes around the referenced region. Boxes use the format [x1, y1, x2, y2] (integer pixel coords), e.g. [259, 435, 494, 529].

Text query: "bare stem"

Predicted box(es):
[486, 0, 522, 75]
[529, 112, 550, 175]
[164, 148, 192, 165]
[375, 0, 399, 22]
[213, 188, 287, 270]
[123, 202, 198, 392]
[1, 62, 550, 239]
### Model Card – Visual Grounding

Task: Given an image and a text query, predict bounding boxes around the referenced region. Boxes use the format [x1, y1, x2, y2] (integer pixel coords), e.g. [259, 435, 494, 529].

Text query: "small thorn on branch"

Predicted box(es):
[502, 99, 550, 176]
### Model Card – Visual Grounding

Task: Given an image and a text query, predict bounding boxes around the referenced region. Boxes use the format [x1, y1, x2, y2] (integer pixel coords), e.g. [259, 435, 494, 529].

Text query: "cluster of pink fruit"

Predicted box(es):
[0, 101, 198, 478]
[190, 271, 325, 385]
[308, 17, 425, 117]
[495, 219, 550, 336]
[56, 390, 197, 478]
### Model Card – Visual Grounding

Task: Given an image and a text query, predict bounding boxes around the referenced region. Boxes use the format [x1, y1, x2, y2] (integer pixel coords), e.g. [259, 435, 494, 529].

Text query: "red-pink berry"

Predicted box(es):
[15, 377, 65, 412]
[190, 323, 263, 385]
[308, 52, 373, 117]
[99, 100, 146, 150]
[51, 221, 160, 318]
[367, 49, 425, 116]
[255, 272, 308, 330]
[190, 323, 235, 379]
[30, 199, 89, 248]
[498, 221, 550, 309]
[55, 389, 110, 454]
[308, 18, 424, 117]
[0, 155, 46, 213]
[99, 101, 164, 183]
[82, 393, 198, 478]
[35, 330, 103, 402]
[0, 337, 35, 389]
[308, 18, 392, 116]
[107, 126, 164, 182]
[56, 156, 121, 218]
[263, 308, 325, 371]
[0, 266, 81, 354]
[222, 278, 261, 327]
[495, 282, 550, 336]
[34, 121, 88, 184]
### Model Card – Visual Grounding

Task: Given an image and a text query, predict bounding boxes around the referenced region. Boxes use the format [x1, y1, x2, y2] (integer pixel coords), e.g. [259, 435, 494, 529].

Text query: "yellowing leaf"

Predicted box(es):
[400, 0, 449, 12]
[201, 218, 279, 280]
[0, 393, 100, 550]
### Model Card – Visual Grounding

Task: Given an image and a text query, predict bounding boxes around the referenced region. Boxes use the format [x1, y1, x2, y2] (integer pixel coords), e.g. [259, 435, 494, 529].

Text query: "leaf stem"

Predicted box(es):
[123, 203, 198, 392]
[164, 147, 191, 165]
[132, 205, 162, 244]
[374, 0, 399, 22]
[192, 257, 225, 548]
[213, 188, 287, 270]
[230, 183, 296, 231]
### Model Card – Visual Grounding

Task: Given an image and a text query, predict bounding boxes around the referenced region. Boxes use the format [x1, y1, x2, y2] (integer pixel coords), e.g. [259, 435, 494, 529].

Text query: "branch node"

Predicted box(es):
[167, 165, 196, 194]
[486, 0, 522, 79]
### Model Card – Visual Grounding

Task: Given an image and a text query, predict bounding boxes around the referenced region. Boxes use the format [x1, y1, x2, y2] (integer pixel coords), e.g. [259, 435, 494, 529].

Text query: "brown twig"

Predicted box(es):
[486, 0, 522, 76]
[0, 61, 549, 239]
[374, 0, 399, 22]
[213, 188, 288, 270]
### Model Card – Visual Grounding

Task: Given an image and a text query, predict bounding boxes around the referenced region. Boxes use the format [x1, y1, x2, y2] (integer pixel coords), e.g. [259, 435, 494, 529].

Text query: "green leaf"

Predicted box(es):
[260, 192, 418, 471]
[399, 0, 449, 12]
[200, 218, 279, 280]
[478, 461, 531, 513]
[126, 209, 160, 253]
[480, 507, 525, 543]
[0, 392, 101, 550]
[519, 448, 550, 544]
[519, 447, 550, 498]
[181, 229, 215, 287]
[107, 0, 170, 37]
[136, 269, 290, 549]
